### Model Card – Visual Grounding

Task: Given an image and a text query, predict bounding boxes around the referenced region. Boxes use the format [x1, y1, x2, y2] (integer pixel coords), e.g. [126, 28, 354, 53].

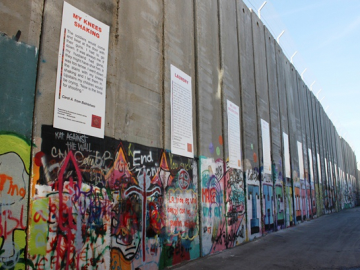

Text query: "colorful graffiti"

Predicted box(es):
[262, 173, 274, 232]
[272, 161, 285, 230]
[200, 157, 246, 256]
[1, 130, 358, 270]
[28, 128, 113, 269]
[2, 125, 355, 270]
[285, 176, 294, 227]
[244, 159, 261, 239]
[0, 133, 32, 269]
[28, 126, 199, 270]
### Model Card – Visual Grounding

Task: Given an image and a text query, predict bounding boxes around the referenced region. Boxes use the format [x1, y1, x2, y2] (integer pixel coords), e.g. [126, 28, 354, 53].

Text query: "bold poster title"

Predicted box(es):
[73, 13, 102, 39]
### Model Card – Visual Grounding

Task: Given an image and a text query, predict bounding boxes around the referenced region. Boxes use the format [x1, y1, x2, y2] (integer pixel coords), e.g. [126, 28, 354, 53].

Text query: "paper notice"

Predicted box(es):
[308, 148, 314, 183]
[227, 100, 242, 169]
[54, 2, 109, 138]
[261, 119, 271, 174]
[283, 133, 291, 178]
[297, 141, 304, 180]
[170, 65, 194, 158]
[317, 153, 322, 183]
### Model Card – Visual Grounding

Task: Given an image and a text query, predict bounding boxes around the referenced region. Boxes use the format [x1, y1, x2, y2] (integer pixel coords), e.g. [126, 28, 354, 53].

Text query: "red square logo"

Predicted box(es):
[91, 115, 101, 129]
[187, 143, 192, 153]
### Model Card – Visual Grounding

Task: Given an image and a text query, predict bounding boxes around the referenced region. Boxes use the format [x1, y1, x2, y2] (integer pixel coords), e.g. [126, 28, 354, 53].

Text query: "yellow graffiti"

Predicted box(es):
[0, 134, 31, 174]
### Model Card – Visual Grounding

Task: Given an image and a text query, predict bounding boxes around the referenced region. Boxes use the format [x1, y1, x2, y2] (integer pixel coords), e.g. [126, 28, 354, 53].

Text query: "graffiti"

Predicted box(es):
[0, 147, 29, 267]
[200, 157, 246, 256]
[29, 150, 112, 269]
[273, 160, 285, 230]
[225, 166, 246, 248]
[28, 126, 113, 269]
[262, 182, 274, 232]
[1, 125, 358, 270]
[0, 134, 33, 270]
[243, 159, 261, 239]
[29, 126, 199, 270]
[285, 176, 294, 227]
[0, 128, 358, 270]
[262, 167, 274, 232]
[200, 157, 224, 255]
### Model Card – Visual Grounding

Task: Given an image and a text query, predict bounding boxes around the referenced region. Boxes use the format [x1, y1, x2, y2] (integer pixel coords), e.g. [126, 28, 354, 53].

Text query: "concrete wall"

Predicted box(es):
[265, 27, 285, 230]
[0, 1, 359, 269]
[0, 1, 43, 268]
[238, 1, 262, 240]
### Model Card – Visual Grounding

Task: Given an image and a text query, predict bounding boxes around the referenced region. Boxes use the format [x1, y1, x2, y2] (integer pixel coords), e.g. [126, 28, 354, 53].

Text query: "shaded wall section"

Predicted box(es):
[265, 27, 285, 230]
[238, 2, 262, 240]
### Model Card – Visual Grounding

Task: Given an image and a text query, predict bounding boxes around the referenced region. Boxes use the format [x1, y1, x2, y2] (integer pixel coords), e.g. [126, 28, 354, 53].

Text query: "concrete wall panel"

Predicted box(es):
[195, 0, 221, 159]
[194, 0, 224, 257]
[164, 1, 196, 153]
[297, 77, 311, 219]
[285, 61, 299, 224]
[237, 1, 261, 239]
[252, 13, 273, 233]
[305, 86, 318, 217]
[275, 44, 294, 227]
[114, 0, 164, 147]
[219, 0, 246, 248]
[265, 27, 285, 230]
[316, 98, 327, 214]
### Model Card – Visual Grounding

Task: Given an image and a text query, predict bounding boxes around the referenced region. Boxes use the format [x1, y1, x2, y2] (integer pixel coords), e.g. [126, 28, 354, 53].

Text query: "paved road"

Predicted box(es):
[175, 207, 360, 270]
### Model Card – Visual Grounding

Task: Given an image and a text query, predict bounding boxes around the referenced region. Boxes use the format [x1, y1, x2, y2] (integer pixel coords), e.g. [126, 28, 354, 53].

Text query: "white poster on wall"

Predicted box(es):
[334, 164, 338, 184]
[330, 161, 333, 186]
[324, 158, 328, 181]
[261, 119, 271, 174]
[171, 65, 194, 158]
[308, 148, 313, 183]
[283, 133, 291, 178]
[227, 100, 242, 169]
[317, 153, 322, 183]
[297, 141, 304, 180]
[54, 2, 110, 138]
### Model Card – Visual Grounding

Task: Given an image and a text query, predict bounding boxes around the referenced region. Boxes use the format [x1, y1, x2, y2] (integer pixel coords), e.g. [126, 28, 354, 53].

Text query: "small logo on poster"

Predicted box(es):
[91, 115, 101, 129]
[187, 143, 192, 153]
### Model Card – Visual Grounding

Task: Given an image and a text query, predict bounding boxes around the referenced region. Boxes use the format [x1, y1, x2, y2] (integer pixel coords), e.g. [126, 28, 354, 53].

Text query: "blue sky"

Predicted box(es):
[244, 0, 360, 164]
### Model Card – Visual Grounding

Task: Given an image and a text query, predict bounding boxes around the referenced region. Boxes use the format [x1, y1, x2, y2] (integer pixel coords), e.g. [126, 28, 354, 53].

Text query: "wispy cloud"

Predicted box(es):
[316, 16, 360, 49]
[275, 3, 325, 18]
[263, 1, 327, 21]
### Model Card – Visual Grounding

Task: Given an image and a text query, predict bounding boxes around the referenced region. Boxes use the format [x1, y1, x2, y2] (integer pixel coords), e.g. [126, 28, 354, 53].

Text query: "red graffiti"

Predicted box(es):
[202, 188, 217, 203]
[0, 205, 26, 239]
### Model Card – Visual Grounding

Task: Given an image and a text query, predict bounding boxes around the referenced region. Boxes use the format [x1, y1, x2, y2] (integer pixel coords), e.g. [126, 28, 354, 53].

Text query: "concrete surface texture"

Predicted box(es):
[0, 0, 359, 270]
[174, 207, 360, 270]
